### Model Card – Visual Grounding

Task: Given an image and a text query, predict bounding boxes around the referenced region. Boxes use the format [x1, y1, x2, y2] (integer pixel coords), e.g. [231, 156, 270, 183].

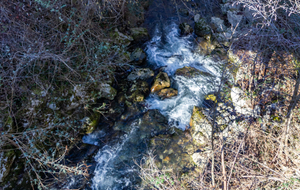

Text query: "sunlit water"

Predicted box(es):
[87, 22, 223, 189]
[145, 23, 222, 130]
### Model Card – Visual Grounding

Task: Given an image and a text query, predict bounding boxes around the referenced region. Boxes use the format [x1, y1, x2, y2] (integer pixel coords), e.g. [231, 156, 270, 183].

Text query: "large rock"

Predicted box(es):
[130, 27, 150, 43]
[175, 66, 212, 78]
[194, 14, 211, 37]
[127, 68, 154, 81]
[149, 129, 197, 173]
[127, 80, 149, 103]
[189, 106, 212, 146]
[157, 88, 178, 100]
[130, 48, 147, 65]
[150, 72, 171, 93]
[139, 109, 169, 138]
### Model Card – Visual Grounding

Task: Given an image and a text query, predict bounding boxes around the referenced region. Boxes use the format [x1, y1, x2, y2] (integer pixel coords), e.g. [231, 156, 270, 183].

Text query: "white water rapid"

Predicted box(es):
[87, 22, 224, 190]
[145, 22, 222, 130]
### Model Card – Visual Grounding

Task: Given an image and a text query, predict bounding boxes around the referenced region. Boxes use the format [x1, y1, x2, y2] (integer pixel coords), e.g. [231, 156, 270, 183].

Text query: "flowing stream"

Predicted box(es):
[145, 22, 222, 130]
[82, 21, 224, 189]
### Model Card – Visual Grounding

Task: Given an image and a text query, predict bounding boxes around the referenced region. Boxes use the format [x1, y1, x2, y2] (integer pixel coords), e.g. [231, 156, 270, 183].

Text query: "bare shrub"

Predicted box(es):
[0, 0, 140, 188]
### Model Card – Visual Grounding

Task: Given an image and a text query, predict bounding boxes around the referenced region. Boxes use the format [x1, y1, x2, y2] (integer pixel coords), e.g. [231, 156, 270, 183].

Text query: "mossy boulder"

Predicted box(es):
[109, 28, 133, 46]
[127, 68, 154, 81]
[157, 88, 178, 100]
[148, 130, 196, 173]
[179, 23, 193, 35]
[127, 80, 149, 103]
[130, 48, 147, 65]
[130, 27, 149, 43]
[189, 106, 212, 146]
[151, 72, 171, 93]
[194, 14, 211, 37]
[175, 66, 212, 78]
[84, 112, 101, 134]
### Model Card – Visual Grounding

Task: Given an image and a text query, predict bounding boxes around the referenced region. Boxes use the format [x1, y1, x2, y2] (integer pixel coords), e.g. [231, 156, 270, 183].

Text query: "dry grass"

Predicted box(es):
[138, 0, 300, 189]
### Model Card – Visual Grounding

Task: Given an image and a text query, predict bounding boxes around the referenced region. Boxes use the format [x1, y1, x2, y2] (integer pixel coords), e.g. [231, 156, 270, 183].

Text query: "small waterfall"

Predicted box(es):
[145, 23, 222, 130]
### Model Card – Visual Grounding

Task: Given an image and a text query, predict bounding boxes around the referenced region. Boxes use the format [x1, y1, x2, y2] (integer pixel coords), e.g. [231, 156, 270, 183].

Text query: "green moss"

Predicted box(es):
[85, 112, 100, 134]
[271, 115, 282, 122]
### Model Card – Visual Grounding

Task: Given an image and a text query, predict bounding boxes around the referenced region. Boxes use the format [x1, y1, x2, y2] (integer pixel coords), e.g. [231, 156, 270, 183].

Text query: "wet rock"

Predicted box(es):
[179, 23, 193, 35]
[194, 14, 211, 37]
[211, 17, 226, 32]
[0, 151, 16, 183]
[139, 109, 169, 138]
[130, 27, 150, 43]
[119, 103, 146, 122]
[189, 106, 212, 146]
[157, 88, 178, 100]
[175, 66, 212, 78]
[98, 100, 125, 121]
[197, 39, 216, 55]
[127, 80, 149, 103]
[130, 48, 147, 65]
[148, 130, 196, 173]
[151, 72, 171, 93]
[83, 112, 101, 134]
[127, 68, 154, 81]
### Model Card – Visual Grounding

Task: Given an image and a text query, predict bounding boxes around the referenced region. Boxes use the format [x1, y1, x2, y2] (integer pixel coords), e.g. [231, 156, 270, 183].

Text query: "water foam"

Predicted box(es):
[146, 23, 222, 130]
[92, 124, 139, 190]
